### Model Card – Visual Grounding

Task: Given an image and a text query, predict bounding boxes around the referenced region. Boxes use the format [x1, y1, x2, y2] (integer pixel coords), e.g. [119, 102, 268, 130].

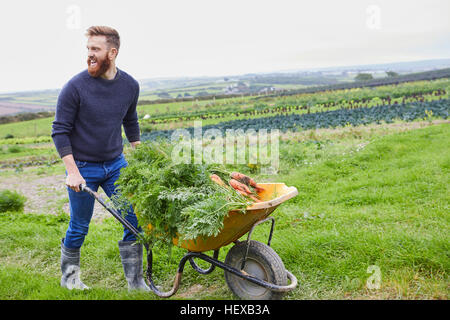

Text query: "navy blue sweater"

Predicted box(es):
[51, 68, 140, 162]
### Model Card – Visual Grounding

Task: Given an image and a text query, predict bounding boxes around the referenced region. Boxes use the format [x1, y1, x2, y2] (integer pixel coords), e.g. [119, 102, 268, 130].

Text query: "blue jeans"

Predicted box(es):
[63, 153, 141, 249]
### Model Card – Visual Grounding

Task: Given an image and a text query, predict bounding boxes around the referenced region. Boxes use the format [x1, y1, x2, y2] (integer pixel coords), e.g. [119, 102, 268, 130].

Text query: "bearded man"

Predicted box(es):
[51, 26, 149, 291]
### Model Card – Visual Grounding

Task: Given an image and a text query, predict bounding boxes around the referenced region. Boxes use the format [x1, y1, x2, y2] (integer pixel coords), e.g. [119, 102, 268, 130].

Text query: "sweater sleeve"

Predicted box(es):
[51, 82, 80, 158]
[122, 84, 141, 143]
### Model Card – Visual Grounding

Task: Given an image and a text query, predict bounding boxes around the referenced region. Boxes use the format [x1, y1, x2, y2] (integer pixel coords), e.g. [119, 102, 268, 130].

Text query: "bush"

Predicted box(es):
[7, 146, 22, 153]
[0, 190, 26, 212]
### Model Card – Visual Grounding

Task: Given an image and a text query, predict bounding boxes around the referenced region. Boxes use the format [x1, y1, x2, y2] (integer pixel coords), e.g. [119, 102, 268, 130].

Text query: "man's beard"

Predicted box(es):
[87, 53, 111, 78]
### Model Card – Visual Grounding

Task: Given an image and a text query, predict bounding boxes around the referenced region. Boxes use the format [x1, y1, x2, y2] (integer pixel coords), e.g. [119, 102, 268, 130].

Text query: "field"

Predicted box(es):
[0, 71, 349, 117]
[0, 75, 449, 300]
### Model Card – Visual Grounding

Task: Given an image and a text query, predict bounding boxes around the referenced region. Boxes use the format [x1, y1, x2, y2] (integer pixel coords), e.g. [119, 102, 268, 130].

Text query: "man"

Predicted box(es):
[51, 26, 149, 291]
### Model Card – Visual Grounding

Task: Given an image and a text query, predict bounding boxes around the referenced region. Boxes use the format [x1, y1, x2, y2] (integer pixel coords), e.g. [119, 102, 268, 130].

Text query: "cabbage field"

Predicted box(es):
[141, 99, 449, 141]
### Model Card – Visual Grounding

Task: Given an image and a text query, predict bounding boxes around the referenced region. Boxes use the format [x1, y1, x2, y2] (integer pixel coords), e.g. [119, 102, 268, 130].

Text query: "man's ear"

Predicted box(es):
[109, 48, 118, 60]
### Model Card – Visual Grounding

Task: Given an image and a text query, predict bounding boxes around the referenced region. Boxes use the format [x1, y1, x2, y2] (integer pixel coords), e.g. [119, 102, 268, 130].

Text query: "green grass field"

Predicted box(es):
[1, 123, 448, 299]
[0, 117, 54, 139]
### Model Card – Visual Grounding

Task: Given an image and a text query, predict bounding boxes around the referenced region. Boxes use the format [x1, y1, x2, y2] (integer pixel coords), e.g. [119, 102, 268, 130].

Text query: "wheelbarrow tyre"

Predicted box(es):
[224, 240, 287, 300]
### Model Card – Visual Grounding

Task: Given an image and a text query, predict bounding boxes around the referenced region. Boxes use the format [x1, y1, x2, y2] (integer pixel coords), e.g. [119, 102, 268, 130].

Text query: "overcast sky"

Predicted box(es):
[0, 0, 449, 93]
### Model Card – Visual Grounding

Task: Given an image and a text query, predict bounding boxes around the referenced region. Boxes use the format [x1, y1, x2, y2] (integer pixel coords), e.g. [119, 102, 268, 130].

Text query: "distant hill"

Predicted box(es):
[280, 58, 450, 74]
[1, 58, 449, 117]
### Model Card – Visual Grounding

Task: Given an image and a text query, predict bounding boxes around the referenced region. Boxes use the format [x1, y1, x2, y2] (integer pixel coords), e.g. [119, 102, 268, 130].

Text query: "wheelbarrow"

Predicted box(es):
[81, 182, 299, 300]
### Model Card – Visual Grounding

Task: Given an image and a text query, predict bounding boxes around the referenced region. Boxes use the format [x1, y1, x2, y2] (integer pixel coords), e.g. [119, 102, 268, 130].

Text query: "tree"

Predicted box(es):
[386, 71, 399, 77]
[195, 91, 209, 97]
[157, 92, 171, 98]
[355, 73, 373, 81]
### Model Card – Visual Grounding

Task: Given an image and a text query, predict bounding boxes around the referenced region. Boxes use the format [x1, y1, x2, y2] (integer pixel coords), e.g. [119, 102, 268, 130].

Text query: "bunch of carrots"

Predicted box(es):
[210, 172, 264, 202]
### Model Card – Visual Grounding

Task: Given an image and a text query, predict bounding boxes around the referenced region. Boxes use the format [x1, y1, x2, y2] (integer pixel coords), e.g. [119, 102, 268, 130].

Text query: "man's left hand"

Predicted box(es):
[130, 141, 141, 149]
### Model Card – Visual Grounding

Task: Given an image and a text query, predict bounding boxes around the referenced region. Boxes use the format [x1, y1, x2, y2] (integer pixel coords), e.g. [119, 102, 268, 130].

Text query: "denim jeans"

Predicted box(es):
[63, 153, 141, 249]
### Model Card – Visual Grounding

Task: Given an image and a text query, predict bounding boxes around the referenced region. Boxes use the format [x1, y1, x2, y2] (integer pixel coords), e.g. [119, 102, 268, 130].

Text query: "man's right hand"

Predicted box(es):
[62, 154, 86, 192]
[66, 172, 86, 192]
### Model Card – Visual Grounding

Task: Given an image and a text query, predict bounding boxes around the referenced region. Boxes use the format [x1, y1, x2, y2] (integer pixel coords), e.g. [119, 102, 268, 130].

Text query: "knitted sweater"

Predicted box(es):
[51, 68, 140, 162]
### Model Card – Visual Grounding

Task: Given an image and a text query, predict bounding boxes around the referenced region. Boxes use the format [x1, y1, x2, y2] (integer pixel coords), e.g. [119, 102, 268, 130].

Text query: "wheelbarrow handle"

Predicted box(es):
[79, 183, 92, 195]
[79, 184, 143, 241]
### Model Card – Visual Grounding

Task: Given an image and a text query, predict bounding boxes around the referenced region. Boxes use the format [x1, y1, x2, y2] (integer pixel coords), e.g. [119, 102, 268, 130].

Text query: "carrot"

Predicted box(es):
[229, 179, 253, 194]
[233, 188, 249, 197]
[230, 172, 264, 192]
[210, 174, 226, 186]
[247, 194, 261, 202]
[229, 179, 261, 202]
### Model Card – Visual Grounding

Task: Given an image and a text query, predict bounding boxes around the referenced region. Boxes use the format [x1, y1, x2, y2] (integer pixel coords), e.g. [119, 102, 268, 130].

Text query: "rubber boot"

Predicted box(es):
[118, 240, 150, 292]
[60, 238, 89, 290]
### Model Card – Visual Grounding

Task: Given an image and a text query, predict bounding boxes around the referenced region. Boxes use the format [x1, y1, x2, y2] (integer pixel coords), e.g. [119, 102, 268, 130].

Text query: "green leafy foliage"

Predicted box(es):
[0, 189, 26, 212]
[113, 141, 252, 250]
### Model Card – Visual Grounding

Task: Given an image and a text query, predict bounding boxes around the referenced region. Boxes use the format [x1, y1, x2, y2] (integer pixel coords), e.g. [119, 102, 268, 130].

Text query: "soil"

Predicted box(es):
[1, 171, 110, 221]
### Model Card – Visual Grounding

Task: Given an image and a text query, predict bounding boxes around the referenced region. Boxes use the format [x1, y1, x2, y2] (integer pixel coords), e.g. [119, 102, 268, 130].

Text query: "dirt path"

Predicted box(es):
[1, 171, 110, 221]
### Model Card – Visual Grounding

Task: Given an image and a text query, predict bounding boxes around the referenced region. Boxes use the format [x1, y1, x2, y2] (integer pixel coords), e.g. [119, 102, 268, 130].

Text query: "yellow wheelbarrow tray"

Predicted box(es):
[174, 183, 299, 252]
[81, 182, 299, 300]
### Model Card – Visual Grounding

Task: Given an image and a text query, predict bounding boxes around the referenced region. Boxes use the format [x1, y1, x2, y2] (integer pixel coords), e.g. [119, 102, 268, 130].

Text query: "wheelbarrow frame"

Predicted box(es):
[80, 184, 297, 298]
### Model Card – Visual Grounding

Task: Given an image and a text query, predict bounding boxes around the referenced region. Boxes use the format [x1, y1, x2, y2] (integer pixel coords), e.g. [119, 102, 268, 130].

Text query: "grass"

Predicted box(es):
[0, 144, 57, 161]
[0, 212, 153, 300]
[275, 123, 449, 299]
[0, 122, 448, 299]
[0, 117, 54, 139]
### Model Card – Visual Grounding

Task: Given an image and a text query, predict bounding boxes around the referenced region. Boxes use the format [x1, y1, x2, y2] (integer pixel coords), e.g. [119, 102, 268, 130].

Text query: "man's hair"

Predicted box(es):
[85, 26, 120, 53]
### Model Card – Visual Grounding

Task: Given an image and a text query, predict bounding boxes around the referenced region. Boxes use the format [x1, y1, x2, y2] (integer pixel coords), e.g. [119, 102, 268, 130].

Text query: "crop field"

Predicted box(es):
[0, 76, 448, 300]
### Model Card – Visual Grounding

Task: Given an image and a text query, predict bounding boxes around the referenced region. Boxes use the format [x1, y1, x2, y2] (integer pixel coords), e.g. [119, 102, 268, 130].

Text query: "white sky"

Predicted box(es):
[0, 0, 449, 93]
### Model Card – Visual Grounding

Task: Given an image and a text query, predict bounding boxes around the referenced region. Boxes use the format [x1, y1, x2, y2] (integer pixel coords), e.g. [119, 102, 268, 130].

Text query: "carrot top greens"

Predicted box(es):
[113, 141, 252, 250]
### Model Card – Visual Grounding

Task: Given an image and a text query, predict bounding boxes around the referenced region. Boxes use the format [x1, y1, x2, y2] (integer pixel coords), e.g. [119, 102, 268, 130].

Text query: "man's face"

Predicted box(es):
[86, 35, 112, 78]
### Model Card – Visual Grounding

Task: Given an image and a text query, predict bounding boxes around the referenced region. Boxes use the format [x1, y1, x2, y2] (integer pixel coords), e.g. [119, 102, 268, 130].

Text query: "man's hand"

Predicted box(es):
[66, 172, 86, 192]
[62, 154, 86, 192]
[130, 141, 141, 149]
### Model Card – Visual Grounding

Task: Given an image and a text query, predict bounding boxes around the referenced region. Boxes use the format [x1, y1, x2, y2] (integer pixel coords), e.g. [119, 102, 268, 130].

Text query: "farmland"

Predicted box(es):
[0, 75, 449, 300]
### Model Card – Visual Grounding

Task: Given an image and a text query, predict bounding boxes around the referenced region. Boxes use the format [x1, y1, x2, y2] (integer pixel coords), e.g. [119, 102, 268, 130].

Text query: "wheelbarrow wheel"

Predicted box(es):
[224, 240, 287, 300]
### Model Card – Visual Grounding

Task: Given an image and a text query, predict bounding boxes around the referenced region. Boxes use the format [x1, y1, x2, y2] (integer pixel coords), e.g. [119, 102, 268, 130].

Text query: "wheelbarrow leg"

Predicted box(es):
[145, 249, 220, 298]
[241, 216, 275, 270]
[145, 247, 184, 298]
[189, 250, 220, 274]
